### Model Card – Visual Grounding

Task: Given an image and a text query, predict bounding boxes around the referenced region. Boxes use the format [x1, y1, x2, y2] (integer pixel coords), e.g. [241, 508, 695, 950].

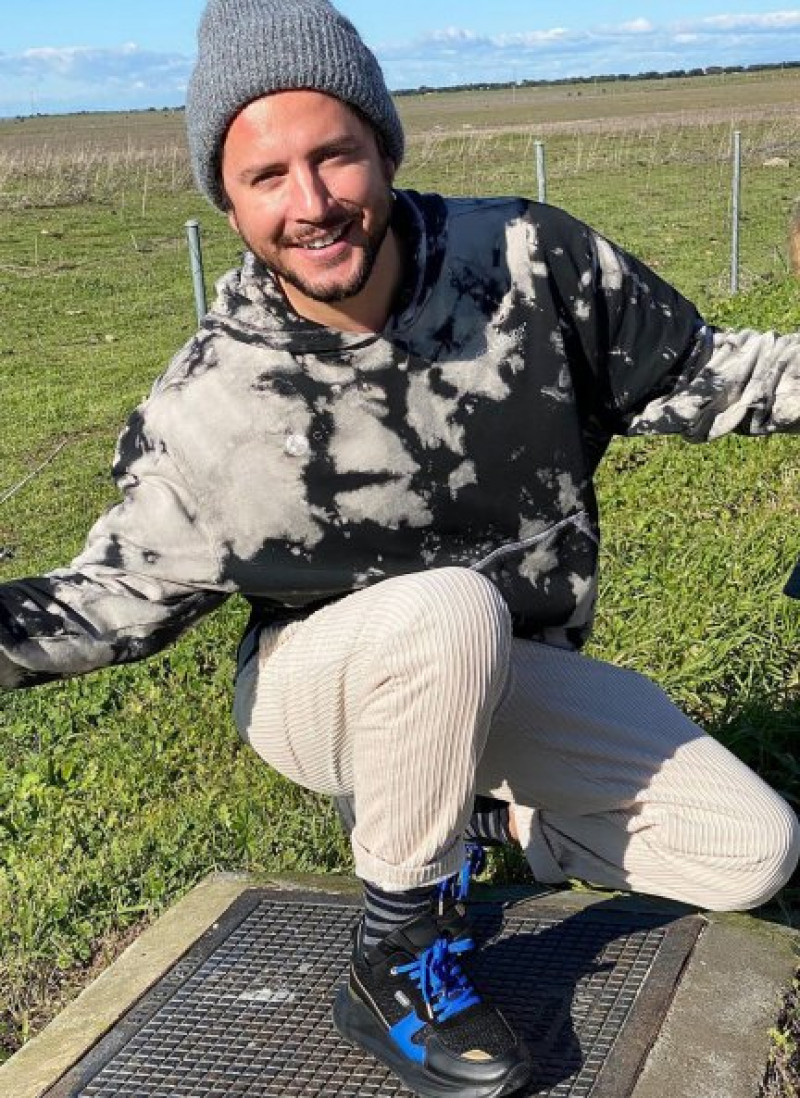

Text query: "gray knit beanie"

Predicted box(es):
[186, 0, 404, 209]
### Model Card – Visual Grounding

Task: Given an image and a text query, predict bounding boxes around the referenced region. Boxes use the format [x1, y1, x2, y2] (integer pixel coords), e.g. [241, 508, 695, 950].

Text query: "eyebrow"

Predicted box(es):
[236, 137, 366, 183]
[238, 162, 282, 183]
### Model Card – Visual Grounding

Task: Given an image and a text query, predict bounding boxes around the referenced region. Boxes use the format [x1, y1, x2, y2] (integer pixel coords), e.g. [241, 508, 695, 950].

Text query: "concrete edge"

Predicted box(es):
[4, 871, 796, 1098]
[630, 912, 800, 1098]
[0, 870, 354, 1098]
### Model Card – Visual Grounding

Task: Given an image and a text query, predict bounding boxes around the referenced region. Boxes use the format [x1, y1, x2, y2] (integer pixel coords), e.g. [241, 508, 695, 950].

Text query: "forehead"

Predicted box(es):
[223, 89, 375, 158]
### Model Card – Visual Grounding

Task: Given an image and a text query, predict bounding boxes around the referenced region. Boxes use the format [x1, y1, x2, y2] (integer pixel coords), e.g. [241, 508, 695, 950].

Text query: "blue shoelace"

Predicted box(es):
[436, 840, 486, 912]
[390, 840, 486, 1023]
[392, 935, 481, 1022]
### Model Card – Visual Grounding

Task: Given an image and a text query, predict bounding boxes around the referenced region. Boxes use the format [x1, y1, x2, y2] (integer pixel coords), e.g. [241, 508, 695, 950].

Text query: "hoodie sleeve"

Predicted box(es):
[0, 408, 231, 691]
[541, 206, 800, 440]
[624, 326, 800, 440]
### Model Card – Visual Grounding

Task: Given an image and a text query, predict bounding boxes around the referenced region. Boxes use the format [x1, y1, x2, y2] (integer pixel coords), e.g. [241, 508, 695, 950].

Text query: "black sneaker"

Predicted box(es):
[333, 902, 531, 1097]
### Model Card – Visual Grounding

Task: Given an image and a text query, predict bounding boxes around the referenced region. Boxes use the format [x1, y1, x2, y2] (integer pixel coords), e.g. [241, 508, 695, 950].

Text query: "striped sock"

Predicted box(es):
[464, 795, 513, 847]
[361, 881, 437, 953]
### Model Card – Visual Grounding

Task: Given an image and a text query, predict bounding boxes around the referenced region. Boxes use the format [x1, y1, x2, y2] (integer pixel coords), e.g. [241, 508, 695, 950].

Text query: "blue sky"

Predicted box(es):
[1, 2, 800, 116]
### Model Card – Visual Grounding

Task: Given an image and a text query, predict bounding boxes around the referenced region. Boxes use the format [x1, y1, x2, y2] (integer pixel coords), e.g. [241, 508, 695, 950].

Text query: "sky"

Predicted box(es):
[1, 2, 800, 117]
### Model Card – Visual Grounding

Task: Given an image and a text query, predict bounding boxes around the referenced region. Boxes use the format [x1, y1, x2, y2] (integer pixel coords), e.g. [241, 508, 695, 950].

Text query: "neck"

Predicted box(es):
[279, 228, 403, 334]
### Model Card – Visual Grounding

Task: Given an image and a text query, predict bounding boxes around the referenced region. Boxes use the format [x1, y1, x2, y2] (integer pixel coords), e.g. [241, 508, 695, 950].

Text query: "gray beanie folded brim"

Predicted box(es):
[186, 0, 404, 210]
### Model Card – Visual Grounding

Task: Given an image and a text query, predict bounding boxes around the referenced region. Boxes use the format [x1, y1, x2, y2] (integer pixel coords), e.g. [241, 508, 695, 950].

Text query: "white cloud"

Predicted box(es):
[0, 43, 191, 115]
[377, 11, 800, 89]
[2, 11, 800, 114]
[692, 11, 800, 31]
[427, 27, 481, 44]
[618, 19, 655, 34]
[493, 29, 576, 47]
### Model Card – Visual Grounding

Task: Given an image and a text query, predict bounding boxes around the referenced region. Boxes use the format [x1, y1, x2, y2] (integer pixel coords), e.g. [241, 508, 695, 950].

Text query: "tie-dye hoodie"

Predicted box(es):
[1, 190, 798, 689]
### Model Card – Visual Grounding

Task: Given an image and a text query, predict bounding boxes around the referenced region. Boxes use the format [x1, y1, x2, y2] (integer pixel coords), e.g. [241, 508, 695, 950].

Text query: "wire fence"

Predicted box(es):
[0, 115, 798, 317]
[399, 118, 800, 300]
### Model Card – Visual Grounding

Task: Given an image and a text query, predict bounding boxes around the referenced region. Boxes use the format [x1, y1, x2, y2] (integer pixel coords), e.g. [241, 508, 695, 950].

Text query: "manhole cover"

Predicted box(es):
[47, 889, 701, 1098]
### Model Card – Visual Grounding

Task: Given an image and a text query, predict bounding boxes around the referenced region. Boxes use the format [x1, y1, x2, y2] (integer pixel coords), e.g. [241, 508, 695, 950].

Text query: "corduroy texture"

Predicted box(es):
[186, 0, 405, 209]
[483, 644, 800, 912]
[233, 568, 800, 908]
[234, 568, 511, 889]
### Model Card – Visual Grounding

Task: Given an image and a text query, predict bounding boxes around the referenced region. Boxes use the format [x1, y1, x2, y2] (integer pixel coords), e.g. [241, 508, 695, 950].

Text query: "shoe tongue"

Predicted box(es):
[399, 913, 442, 950]
[367, 906, 473, 962]
[368, 913, 442, 961]
[396, 906, 471, 950]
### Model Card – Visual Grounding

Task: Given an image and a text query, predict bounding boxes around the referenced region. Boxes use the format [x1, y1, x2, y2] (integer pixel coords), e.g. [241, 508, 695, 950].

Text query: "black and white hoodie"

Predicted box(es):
[1, 190, 798, 689]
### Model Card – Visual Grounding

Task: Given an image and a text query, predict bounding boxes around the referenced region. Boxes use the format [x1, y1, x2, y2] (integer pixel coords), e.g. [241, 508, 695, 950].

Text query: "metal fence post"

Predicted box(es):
[185, 219, 208, 324]
[731, 131, 742, 295]
[535, 141, 547, 204]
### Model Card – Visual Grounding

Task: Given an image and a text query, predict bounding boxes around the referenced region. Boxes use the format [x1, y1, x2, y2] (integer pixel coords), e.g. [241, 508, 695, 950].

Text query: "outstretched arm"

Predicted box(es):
[625, 326, 800, 440]
[0, 415, 231, 690]
[542, 208, 800, 441]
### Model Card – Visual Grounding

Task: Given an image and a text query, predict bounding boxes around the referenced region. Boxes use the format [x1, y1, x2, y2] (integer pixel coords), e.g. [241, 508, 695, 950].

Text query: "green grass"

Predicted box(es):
[763, 980, 800, 1098]
[0, 85, 799, 1071]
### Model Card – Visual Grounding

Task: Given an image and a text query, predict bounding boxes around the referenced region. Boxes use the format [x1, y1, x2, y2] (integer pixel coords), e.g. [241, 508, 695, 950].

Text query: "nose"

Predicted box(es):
[287, 163, 333, 223]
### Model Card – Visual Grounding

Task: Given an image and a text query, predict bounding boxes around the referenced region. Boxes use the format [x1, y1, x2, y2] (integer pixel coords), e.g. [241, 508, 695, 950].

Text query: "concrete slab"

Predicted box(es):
[630, 912, 800, 1098]
[0, 873, 796, 1098]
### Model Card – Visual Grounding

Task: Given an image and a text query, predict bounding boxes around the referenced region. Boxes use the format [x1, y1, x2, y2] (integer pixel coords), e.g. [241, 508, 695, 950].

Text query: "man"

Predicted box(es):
[2, 1, 799, 1095]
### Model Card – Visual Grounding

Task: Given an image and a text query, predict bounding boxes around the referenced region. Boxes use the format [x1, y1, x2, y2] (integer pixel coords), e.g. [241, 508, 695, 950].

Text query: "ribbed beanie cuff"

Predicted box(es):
[186, 0, 405, 209]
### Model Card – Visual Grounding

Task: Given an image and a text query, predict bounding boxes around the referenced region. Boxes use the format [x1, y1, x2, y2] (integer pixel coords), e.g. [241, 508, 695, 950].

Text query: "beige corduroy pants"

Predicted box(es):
[233, 567, 799, 910]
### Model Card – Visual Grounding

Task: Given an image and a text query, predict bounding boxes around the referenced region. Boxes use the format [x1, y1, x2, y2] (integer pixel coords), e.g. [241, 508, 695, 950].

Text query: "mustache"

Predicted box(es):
[280, 206, 362, 247]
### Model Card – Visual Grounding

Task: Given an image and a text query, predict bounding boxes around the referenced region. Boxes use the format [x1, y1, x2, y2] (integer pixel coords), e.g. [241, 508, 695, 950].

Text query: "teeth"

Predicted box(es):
[301, 225, 347, 250]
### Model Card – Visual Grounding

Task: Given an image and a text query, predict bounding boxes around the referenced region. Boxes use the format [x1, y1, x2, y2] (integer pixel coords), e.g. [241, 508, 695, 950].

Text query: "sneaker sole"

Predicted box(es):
[333, 984, 532, 1098]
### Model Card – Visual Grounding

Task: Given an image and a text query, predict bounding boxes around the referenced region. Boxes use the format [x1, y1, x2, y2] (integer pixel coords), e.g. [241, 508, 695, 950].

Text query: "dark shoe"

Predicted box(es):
[333, 905, 531, 1098]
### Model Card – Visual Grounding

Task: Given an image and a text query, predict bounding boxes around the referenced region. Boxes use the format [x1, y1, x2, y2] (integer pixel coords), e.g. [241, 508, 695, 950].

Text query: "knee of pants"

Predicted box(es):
[363, 567, 512, 677]
[698, 794, 800, 912]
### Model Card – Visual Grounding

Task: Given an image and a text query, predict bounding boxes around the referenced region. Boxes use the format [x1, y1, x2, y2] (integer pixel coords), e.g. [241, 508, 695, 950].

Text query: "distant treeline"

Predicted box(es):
[393, 60, 800, 96]
[7, 59, 800, 123]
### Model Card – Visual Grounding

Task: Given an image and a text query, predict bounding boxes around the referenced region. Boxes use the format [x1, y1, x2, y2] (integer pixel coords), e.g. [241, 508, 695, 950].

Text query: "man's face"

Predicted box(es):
[221, 90, 396, 306]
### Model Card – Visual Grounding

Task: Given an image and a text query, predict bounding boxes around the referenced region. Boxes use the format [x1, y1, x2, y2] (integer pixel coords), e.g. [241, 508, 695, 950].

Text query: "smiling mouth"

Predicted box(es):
[292, 222, 353, 251]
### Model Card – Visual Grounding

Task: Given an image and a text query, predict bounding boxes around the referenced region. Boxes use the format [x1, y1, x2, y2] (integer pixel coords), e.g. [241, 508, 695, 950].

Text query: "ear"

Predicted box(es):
[226, 207, 240, 235]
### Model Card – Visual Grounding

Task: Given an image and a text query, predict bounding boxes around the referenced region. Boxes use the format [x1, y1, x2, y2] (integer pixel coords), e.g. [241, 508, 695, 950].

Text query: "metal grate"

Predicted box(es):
[48, 890, 701, 1098]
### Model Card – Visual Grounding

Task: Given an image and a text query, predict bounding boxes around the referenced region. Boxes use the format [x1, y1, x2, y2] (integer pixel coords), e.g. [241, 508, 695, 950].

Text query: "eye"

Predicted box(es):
[317, 142, 362, 166]
[253, 169, 283, 188]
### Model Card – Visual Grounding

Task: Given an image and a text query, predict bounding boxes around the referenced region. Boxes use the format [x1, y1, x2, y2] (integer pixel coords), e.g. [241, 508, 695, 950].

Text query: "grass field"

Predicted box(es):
[1, 72, 799, 1086]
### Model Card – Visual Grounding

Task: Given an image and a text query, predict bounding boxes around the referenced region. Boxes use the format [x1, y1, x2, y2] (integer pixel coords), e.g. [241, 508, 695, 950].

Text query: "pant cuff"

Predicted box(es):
[511, 805, 568, 884]
[351, 835, 466, 892]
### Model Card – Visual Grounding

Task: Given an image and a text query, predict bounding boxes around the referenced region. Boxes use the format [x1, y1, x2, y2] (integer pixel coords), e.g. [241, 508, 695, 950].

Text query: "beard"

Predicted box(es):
[242, 191, 394, 305]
